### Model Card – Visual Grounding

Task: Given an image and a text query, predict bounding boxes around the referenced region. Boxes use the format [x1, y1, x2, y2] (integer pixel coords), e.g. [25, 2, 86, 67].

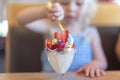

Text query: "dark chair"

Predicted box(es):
[97, 27, 120, 70]
[6, 27, 44, 72]
[6, 26, 120, 72]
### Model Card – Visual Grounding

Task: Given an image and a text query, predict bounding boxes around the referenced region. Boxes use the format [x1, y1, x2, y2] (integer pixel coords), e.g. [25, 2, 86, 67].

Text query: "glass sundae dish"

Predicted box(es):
[45, 30, 76, 80]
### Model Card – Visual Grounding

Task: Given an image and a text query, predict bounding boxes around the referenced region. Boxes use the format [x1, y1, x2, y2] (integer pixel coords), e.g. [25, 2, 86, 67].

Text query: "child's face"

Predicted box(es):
[56, 0, 85, 23]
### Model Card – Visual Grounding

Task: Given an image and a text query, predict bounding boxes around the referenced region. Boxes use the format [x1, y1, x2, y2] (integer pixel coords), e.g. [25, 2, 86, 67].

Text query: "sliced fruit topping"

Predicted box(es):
[54, 30, 68, 42]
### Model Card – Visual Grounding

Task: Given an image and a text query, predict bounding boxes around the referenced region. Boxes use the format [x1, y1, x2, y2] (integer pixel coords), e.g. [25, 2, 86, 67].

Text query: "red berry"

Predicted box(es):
[52, 42, 66, 49]
[45, 39, 54, 50]
[54, 30, 69, 42]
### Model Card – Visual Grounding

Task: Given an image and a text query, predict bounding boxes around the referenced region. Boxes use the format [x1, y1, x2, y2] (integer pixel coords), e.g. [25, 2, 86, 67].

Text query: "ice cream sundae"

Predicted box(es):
[45, 30, 76, 74]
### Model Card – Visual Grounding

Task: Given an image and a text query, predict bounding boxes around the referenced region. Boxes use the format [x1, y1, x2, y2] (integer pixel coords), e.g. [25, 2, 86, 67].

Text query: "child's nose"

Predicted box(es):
[68, 3, 77, 12]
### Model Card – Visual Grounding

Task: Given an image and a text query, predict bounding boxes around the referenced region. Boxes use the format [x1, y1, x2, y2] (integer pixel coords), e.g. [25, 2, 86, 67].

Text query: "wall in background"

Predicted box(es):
[8, 0, 48, 3]
[0, 0, 7, 21]
[7, 0, 50, 27]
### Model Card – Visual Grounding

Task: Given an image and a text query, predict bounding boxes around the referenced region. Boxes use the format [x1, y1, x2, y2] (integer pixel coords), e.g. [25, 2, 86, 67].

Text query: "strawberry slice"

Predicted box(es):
[52, 42, 66, 49]
[53, 42, 66, 52]
[54, 30, 68, 42]
[54, 32, 61, 40]
[61, 30, 68, 42]
[45, 39, 53, 50]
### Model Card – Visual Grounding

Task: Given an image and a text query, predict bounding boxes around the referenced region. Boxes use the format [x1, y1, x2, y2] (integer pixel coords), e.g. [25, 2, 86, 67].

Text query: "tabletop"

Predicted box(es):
[0, 71, 120, 80]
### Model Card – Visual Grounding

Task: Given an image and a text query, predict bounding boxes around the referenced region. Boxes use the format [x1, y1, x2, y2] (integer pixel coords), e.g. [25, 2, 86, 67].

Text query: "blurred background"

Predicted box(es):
[0, 0, 120, 73]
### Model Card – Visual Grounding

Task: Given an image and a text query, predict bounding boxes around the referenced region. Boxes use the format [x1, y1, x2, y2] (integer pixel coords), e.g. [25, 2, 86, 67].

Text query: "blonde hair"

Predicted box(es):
[80, 0, 98, 30]
[79, 0, 98, 42]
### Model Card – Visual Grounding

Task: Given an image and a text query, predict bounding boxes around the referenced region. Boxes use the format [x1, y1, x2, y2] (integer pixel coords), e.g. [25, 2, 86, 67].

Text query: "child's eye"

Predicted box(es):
[76, 2, 83, 6]
[60, 2, 69, 6]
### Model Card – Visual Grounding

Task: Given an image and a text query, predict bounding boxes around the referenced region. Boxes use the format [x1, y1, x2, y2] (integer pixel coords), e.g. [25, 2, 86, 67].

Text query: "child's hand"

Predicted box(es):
[46, 2, 64, 21]
[77, 63, 106, 77]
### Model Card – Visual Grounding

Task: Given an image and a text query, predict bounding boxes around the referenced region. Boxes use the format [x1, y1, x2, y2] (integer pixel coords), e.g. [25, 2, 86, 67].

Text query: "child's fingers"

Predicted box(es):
[50, 12, 64, 21]
[49, 3, 62, 13]
[100, 69, 106, 76]
[47, 9, 63, 21]
[49, 10, 63, 17]
[90, 68, 95, 77]
[53, 3, 64, 15]
[95, 68, 100, 77]
[51, 16, 56, 21]
[47, 2, 64, 21]
[53, 3, 63, 11]
[54, 12, 63, 17]
[95, 69, 105, 77]
[57, 16, 64, 21]
[85, 67, 90, 77]
[47, 13, 59, 21]
[46, 4, 58, 18]
[47, 8, 56, 13]
[51, 16, 61, 21]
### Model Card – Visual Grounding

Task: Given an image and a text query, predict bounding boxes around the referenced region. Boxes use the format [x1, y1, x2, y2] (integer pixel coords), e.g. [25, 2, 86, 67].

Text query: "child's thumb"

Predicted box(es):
[76, 67, 84, 73]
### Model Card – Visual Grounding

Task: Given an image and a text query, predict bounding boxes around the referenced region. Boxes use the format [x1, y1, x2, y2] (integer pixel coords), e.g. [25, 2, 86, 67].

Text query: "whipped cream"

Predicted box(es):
[47, 48, 75, 74]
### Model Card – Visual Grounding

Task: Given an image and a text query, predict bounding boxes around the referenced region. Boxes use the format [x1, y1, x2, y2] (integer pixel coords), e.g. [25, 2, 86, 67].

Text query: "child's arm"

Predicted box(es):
[115, 34, 120, 61]
[91, 28, 108, 69]
[77, 28, 108, 77]
[17, 3, 64, 33]
[17, 3, 64, 25]
[17, 6, 47, 25]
